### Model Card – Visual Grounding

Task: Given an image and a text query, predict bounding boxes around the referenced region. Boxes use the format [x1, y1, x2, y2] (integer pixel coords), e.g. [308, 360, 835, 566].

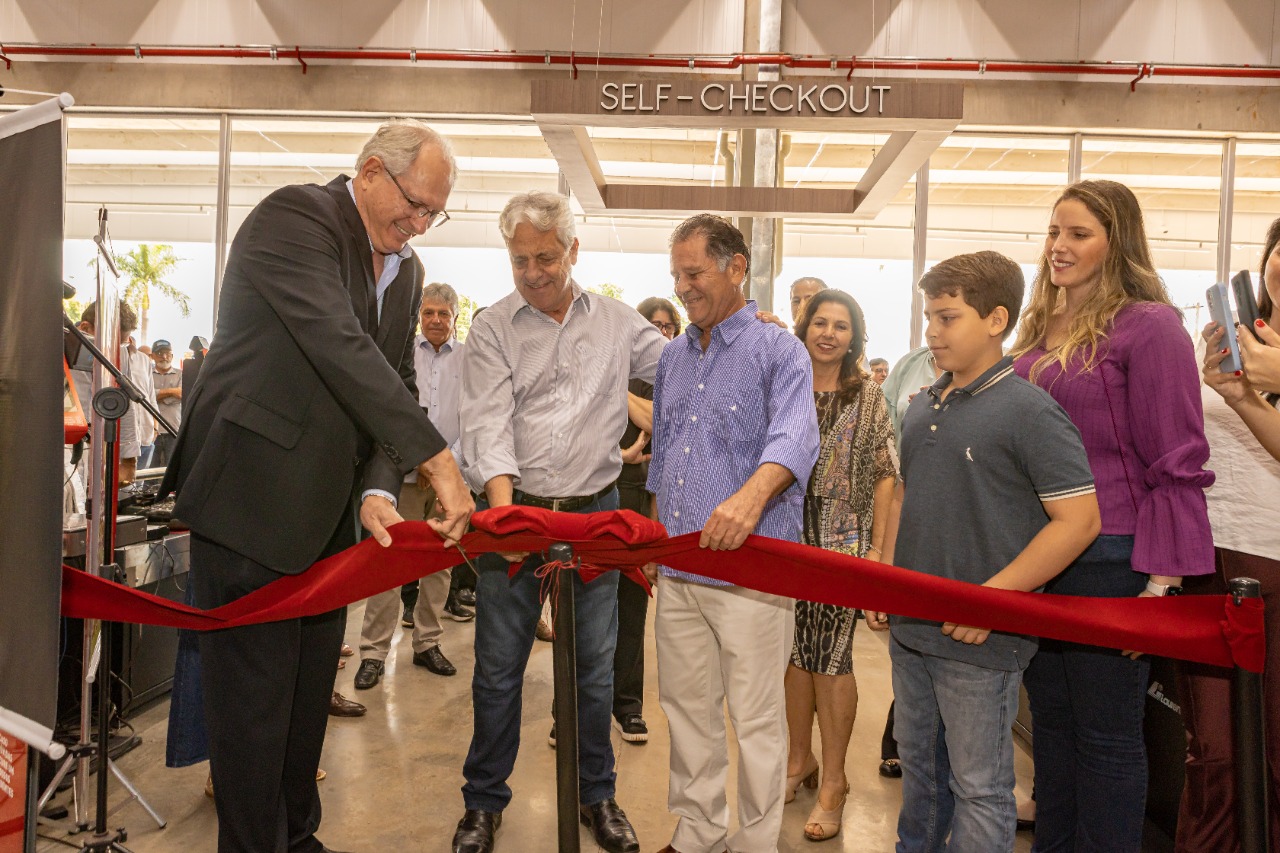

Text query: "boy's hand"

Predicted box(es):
[941, 622, 991, 645]
[867, 611, 891, 632]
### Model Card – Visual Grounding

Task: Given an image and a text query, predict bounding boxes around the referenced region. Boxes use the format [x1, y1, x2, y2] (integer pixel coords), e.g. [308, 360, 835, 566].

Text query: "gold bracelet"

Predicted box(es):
[867, 545, 882, 554]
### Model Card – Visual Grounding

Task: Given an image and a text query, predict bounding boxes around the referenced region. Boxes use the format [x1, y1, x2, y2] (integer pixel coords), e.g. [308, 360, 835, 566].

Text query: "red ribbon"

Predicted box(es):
[60, 506, 1265, 673]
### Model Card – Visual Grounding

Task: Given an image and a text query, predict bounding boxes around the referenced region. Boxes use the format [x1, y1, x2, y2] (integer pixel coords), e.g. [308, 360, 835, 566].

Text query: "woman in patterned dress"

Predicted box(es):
[783, 288, 898, 842]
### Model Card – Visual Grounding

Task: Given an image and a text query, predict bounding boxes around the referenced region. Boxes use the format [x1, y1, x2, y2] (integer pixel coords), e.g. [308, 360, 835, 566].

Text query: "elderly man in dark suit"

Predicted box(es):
[161, 120, 473, 853]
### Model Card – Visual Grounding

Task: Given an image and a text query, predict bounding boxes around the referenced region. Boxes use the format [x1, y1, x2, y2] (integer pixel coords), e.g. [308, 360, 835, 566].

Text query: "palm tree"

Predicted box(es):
[116, 244, 190, 344]
[454, 293, 479, 342]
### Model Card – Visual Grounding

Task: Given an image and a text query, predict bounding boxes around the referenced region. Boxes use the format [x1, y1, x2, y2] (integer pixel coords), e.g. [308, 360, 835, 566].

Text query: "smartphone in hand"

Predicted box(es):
[1231, 269, 1262, 340]
[1207, 282, 1243, 373]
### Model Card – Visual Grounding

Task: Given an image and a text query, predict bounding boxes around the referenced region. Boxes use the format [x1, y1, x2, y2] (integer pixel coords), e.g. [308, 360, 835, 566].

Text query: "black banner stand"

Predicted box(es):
[548, 542, 581, 853]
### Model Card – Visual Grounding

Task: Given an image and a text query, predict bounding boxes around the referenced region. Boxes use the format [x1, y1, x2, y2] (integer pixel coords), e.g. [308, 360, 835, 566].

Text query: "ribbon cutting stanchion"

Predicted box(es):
[1231, 577, 1270, 853]
[547, 542, 581, 853]
[57, 507, 1271, 845]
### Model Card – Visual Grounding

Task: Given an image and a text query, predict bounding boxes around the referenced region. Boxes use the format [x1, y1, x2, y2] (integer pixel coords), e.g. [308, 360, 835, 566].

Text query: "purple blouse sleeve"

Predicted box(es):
[1118, 305, 1215, 576]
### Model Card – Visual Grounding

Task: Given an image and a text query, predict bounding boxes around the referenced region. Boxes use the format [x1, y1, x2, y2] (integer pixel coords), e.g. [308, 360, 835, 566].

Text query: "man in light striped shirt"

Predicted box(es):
[646, 215, 819, 853]
[455, 191, 665, 853]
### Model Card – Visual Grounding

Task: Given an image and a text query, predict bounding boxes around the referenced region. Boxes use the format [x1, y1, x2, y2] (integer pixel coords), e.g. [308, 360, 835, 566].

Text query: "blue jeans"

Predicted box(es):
[891, 637, 1021, 853]
[462, 489, 621, 812]
[1024, 535, 1149, 853]
[165, 569, 209, 767]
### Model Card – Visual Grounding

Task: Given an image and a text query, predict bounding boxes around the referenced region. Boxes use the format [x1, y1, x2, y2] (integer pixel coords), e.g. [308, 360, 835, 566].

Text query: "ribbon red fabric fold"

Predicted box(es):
[59, 505, 1265, 673]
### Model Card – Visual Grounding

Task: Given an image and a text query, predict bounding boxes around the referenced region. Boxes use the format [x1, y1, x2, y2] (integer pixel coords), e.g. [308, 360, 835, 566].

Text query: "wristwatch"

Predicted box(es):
[1145, 579, 1184, 597]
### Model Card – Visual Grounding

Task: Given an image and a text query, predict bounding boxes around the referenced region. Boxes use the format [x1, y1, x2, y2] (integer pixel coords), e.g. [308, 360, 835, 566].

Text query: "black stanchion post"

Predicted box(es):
[548, 542, 580, 853]
[1230, 576, 1269, 853]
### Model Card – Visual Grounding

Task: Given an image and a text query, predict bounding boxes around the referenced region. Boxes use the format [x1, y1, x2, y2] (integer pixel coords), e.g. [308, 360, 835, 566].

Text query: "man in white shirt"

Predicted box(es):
[452, 191, 665, 853]
[354, 282, 468, 686]
[128, 336, 158, 468]
[150, 339, 183, 467]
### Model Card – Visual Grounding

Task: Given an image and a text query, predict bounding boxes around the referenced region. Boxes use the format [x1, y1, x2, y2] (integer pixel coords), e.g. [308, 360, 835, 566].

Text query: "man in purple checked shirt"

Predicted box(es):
[646, 214, 820, 853]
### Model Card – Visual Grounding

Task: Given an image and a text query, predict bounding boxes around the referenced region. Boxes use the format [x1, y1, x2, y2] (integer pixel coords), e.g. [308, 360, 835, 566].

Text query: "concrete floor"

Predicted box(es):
[38, 604, 1035, 852]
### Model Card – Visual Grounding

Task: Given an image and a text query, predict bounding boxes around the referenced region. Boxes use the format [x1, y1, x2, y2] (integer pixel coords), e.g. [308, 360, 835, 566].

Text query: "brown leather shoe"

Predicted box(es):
[328, 690, 366, 717]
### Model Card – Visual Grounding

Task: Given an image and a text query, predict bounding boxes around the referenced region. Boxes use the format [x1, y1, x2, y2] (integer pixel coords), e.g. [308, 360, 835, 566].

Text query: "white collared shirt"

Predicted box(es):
[459, 281, 665, 497]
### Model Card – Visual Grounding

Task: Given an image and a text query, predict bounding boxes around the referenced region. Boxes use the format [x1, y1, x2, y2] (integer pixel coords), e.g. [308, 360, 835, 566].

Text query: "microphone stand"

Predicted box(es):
[81, 387, 142, 852]
[39, 323, 168, 841]
[62, 317, 177, 439]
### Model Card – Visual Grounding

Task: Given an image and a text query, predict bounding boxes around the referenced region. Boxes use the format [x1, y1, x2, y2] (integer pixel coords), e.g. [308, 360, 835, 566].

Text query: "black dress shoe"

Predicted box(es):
[579, 797, 639, 853]
[353, 659, 384, 690]
[457, 588, 477, 607]
[413, 645, 457, 676]
[879, 758, 902, 778]
[452, 809, 501, 853]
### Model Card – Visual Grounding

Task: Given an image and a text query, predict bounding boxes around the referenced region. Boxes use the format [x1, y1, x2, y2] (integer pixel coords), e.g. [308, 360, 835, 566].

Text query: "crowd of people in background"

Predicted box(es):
[75, 119, 1280, 853]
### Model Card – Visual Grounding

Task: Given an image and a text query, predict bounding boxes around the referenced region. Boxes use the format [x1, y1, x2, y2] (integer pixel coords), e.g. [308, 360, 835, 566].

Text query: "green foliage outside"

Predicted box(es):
[114, 244, 190, 344]
[454, 293, 479, 342]
[587, 282, 624, 301]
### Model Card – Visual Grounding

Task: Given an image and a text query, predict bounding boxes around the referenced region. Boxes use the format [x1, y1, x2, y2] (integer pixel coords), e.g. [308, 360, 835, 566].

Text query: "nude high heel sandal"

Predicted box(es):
[785, 756, 820, 804]
[803, 784, 849, 842]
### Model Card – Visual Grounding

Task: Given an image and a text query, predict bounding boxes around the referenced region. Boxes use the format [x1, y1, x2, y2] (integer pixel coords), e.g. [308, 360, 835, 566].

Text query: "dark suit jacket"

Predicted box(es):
[161, 175, 446, 574]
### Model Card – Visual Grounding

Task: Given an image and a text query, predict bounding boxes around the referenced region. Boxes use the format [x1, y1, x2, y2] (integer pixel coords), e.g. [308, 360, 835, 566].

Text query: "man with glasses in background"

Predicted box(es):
[161, 119, 473, 853]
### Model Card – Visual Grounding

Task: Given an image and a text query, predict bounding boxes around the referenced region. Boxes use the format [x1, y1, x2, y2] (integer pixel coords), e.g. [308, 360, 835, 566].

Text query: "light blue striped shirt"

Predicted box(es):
[460, 281, 666, 497]
[404, 335, 464, 482]
[647, 300, 819, 584]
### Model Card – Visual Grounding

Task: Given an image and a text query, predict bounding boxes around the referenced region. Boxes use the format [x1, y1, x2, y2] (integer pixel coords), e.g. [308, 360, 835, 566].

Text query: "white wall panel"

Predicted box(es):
[2, 0, 742, 55]
[787, 0, 1277, 66]
[1170, 0, 1274, 66]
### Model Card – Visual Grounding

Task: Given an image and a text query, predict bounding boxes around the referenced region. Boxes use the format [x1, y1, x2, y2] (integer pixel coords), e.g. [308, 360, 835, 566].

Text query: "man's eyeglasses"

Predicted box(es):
[386, 170, 450, 228]
[651, 320, 678, 335]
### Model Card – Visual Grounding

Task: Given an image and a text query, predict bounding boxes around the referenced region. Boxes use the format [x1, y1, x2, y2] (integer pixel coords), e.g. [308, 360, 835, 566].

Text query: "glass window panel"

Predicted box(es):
[1081, 137, 1223, 334]
[64, 116, 220, 355]
[1230, 142, 1280, 320]
[925, 134, 1070, 272]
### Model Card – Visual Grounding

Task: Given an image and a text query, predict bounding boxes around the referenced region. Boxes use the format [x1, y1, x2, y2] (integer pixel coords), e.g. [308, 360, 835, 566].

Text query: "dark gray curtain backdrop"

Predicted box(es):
[0, 114, 66, 732]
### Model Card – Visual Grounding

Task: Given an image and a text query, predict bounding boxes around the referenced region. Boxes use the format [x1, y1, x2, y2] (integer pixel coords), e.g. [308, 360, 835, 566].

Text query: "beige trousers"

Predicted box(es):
[656, 576, 795, 853]
[357, 482, 451, 659]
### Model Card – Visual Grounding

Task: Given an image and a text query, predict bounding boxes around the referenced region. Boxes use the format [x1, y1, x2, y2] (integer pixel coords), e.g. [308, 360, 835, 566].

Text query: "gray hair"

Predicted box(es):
[499, 191, 577, 250]
[791, 276, 828, 293]
[669, 214, 751, 277]
[421, 282, 460, 317]
[356, 119, 457, 185]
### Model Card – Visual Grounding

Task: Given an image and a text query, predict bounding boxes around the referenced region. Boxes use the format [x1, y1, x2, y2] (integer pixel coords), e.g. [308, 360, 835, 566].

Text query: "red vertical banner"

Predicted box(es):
[0, 730, 27, 852]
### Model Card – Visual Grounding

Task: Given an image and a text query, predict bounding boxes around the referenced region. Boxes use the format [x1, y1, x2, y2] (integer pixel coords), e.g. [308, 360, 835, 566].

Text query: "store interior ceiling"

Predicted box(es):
[59, 114, 1276, 269]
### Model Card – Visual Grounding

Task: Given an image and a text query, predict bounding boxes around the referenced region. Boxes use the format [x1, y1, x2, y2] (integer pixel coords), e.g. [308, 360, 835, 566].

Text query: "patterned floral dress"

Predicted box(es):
[790, 382, 898, 675]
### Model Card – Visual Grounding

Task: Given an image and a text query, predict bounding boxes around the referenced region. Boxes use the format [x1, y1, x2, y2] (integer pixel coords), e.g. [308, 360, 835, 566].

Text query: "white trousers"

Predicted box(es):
[656, 576, 795, 853]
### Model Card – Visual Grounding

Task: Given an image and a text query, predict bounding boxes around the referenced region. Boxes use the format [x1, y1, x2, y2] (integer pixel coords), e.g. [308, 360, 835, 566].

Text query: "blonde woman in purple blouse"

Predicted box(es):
[1011, 180, 1214, 853]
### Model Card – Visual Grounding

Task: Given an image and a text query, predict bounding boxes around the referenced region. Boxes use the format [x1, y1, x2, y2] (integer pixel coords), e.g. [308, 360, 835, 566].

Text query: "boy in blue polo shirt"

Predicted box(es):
[868, 251, 1100, 853]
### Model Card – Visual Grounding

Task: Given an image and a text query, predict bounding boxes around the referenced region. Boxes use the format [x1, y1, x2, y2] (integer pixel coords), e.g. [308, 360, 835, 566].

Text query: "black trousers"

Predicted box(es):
[192, 523, 349, 853]
[613, 484, 650, 720]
